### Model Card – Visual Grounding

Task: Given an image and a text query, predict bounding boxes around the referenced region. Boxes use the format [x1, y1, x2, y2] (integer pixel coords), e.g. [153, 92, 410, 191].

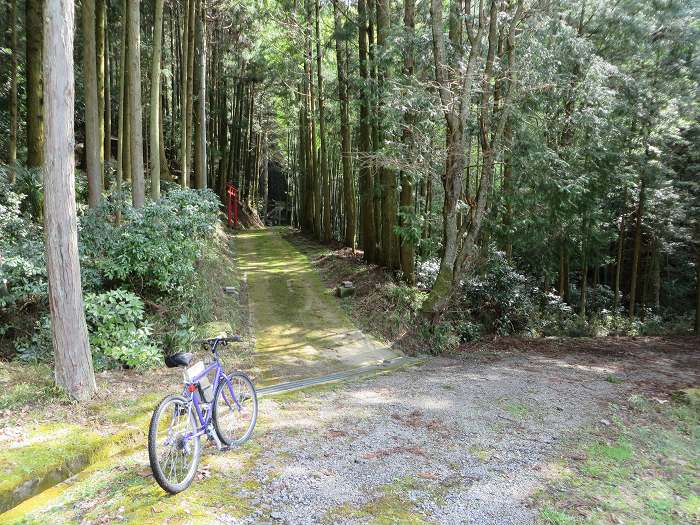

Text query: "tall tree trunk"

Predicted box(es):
[358, 0, 376, 262]
[399, 0, 415, 282]
[613, 211, 625, 310]
[579, 220, 589, 318]
[695, 223, 700, 333]
[303, 0, 321, 231]
[83, 0, 102, 208]
[650, 238, 661, 309]
[96, 0, 106, 175]
[150, 0, 165, 198]
[26, 0, 45, 167]
[376, 0, 398, 269]
[193, 0, 206, 189]
[262, 132, 269, 221]
[128, 0, 145, 206]
[179, 0, 190, 186]
[315, 0, 330, 242]
[333, 0, 355, 249]
[159, 95, 169, 178]
[629, 176, 646, 317]
[116, 0, 128, 214]
[502, 119, 513, 260]
[185, 0, 196, 185]
[8, 0, 18, 181]
[44, 0, 97, 400]
[104, 19, 112, 163]
[422, 0, 522, 318]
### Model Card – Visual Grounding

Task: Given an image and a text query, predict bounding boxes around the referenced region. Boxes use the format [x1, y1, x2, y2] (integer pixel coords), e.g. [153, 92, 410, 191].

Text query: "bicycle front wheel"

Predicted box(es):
[148, 395, 201, 494]
[213, 372, 258, 446]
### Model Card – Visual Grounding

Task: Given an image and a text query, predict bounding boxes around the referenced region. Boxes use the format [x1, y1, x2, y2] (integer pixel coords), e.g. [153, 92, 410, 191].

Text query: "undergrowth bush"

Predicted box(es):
[84, 289, 162, 369]
[0, 173, 46, 311]
[421, 251, 652, 345]
[2, 178, 219, 366]
[80, 187, 220, 294]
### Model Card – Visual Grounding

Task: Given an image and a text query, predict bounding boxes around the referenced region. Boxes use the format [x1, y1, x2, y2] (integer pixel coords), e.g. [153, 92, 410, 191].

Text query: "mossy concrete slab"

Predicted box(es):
[0, 420, 146, 514]
[236, 228, 399, 385]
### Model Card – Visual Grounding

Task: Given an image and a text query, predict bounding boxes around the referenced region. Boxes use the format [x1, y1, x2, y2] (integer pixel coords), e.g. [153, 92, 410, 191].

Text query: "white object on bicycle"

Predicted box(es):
[185, 361, 214, 403]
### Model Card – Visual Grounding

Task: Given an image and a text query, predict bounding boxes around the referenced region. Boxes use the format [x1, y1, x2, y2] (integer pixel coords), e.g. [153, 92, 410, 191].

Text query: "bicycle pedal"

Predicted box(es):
[206, 425, 227, 451]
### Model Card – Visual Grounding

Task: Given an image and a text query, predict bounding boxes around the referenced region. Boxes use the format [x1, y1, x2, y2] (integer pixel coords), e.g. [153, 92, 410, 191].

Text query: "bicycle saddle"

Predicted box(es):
[164, 352, 194, 368]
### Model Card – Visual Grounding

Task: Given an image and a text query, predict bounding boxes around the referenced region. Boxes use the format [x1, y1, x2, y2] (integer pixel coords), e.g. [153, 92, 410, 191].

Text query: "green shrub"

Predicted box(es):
[84, 289, 162, 369]
[79, 187, 220, 295]
[420, 321, 460, 354]
[454, 320, 483, 342]
[14, 316, 53, 363]
[0, 173, 47, 310]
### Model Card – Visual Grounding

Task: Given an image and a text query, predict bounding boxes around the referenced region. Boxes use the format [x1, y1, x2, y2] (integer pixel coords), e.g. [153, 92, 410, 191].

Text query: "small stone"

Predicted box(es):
[270, 511, 283, 521]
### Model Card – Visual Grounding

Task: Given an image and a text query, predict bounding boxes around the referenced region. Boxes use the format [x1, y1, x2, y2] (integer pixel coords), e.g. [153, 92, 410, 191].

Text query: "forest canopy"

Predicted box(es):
[1, 0, 699, 393]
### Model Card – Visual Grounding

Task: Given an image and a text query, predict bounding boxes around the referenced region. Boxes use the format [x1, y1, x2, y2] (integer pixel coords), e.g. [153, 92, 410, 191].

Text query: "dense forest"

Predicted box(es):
[0, 0, 698, 398]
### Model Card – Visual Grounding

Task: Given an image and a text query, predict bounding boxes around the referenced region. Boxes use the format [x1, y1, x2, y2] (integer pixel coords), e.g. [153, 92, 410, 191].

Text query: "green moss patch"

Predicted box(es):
[1, 440, 264, 524]
[0, 424, 105, 513]
[323, 477, 434, 525]
[235, 228, 397, 385]
[535, 395, 700, 524]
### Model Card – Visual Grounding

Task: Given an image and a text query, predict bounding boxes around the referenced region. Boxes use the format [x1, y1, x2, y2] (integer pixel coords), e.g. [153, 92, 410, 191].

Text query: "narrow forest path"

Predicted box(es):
[237, 227, 399, 386]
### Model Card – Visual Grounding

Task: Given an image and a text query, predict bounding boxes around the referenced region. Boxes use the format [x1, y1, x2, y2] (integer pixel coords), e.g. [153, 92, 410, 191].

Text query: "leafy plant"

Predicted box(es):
[0, 173, 47, 310]
[84, 289, 162, 369]
[79, 187, 220, 295]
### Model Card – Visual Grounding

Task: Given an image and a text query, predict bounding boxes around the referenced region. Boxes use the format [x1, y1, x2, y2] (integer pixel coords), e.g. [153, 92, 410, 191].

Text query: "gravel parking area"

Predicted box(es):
[4, 338, 697, 524]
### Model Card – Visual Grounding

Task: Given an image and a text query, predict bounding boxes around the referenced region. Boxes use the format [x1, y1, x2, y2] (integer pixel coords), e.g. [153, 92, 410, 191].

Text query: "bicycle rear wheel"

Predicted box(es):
[148, 395, 201, 494]
[212, 372, 258, 446]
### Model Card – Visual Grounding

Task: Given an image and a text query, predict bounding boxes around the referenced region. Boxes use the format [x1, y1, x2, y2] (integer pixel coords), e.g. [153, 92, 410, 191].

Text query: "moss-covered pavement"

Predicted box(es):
[236, 227, 399, 386]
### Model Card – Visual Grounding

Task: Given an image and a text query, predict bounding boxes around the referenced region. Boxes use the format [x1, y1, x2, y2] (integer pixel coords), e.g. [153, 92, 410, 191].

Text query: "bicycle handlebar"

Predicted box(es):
[192, 335, 242, 345]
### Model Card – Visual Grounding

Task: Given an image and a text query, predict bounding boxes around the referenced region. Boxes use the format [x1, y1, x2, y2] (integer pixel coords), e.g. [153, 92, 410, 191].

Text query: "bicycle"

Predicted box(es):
[148, 334, 258, 494]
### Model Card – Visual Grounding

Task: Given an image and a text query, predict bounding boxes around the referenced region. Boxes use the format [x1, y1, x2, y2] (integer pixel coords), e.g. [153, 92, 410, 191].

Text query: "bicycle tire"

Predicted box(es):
[212, 372, 258, 446]
[148, 394, 202, 494]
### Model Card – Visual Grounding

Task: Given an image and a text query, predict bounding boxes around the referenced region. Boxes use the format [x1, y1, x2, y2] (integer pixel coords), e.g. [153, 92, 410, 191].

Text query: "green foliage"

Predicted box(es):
[162, 314, 196, 355]
[14, 316, 52, 363]
[80, 187, 220, 295]
[84, 289, 161, 369]
[0, 171, 47, 310]
[456, 251, 578, 338]
[2, 181, 218, 364]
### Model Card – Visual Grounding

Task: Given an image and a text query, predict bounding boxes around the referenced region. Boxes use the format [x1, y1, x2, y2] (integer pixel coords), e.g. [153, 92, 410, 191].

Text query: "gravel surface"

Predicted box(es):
[237, 353, 622, 525]
[7, 339, 697, 525]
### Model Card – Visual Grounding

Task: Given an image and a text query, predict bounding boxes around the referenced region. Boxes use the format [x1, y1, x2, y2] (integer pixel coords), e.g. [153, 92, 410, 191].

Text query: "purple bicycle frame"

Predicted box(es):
[181, 346, 242, 442]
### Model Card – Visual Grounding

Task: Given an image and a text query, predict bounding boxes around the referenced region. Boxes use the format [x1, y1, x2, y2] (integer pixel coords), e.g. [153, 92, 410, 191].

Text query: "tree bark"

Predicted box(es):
[629, 176, 646, 317]
[116, 0, 128, 210]
[333, 0, 355, 249]
[150, 0, 165, 198]
[422, 0, 522, 319]
[8, 0, 18, 181]
[398, 0, 415, 283]
[83, 0, 102, 208]
[696, 224, 700, 333]
[262, 132, 269, 221]
[315, 0, 330, 242]
[358, 0, 376, 262]
[96, 0, 106, 174]
[44, 0, 97, 400]
[128, 0, 145, 206]
[376, 0, 398, 269]
[613, 211, 625, 310]
[179, 0, 191, 186]
[26, 0, 45, 167]
[193, 0, 206, 189]
[104, 17, 112, 163]
[185, 0, 196, 185]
